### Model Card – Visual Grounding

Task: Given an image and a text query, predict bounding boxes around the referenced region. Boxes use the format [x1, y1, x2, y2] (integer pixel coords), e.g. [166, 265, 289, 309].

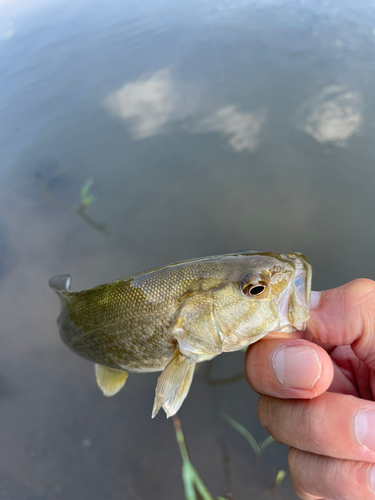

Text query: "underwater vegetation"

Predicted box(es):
[173, 412, 286, 500]
[73, 179, 110, 234]
[173, 414, 226, 500]
[221, 412, 275, 465]
[35, 164, 109, 234]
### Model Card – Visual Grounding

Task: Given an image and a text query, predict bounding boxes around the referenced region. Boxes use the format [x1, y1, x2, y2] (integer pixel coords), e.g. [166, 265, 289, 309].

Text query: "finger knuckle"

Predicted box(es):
[257, 395, 271, 430]
[343, 279, 375, 312]
[287, 448, 316, 500]
[303, 397, 329, 451]
[258, 397, 296, 445]
[344, 279, 375, 364]
[288, 449, 375, 500]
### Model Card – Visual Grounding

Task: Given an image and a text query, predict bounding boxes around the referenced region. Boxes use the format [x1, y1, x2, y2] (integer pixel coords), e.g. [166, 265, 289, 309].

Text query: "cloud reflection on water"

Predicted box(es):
[104, 69, 265, 152]
[198, 105, 266, 152]
[300, 85, 363, 146]
[104, 69, 197, 139]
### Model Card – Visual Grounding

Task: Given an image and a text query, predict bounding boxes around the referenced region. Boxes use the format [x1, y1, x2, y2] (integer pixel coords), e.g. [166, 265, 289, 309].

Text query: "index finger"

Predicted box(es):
[308, 279, 375, 370]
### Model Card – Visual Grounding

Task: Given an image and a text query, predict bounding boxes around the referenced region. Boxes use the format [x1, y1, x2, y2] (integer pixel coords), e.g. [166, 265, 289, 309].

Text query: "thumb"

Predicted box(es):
[307, 279, 375, 370]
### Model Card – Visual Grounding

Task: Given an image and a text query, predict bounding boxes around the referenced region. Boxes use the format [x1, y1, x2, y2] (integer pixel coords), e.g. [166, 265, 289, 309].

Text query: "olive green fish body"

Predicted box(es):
[50, 252, 312, 417]
[58, 278, 176, 373]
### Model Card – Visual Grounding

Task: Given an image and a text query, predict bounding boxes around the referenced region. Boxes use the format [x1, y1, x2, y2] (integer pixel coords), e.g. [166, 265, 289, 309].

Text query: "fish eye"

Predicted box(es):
[241, 274, 268, 297]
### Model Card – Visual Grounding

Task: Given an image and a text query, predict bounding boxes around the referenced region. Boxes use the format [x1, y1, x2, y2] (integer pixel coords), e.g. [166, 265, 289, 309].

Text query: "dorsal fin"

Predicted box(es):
[49, 274, 72, 294]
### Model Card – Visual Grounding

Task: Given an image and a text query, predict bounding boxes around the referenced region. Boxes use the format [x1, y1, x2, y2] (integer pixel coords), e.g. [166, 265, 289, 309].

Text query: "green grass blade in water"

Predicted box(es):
[173, 415, 214, 500]
[221, 412, 261, 457]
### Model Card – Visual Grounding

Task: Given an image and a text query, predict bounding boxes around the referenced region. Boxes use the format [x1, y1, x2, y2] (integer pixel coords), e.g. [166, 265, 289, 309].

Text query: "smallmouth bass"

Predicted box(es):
[49, 251, 312, 417]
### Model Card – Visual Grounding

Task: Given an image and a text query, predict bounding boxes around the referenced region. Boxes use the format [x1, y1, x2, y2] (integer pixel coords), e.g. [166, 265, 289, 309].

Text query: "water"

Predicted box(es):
[1, 0, 375, 498]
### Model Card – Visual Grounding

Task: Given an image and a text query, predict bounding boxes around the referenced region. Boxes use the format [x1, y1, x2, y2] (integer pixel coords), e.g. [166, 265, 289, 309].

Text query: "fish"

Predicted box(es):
[49, 251, 312, 418]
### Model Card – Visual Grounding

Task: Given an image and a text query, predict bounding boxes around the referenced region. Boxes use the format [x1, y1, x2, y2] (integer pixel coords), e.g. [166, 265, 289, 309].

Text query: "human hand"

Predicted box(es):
[245, 279, 375, 500]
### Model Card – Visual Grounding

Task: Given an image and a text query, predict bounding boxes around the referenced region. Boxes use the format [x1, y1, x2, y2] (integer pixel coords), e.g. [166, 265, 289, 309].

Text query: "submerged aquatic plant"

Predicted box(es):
[274, 470, 286, 486]
[74, 178, 109, 234]
[173, 413, 286, 500]
[173, 415, 228, 500]
[221, 412, 286, 494]
[221, 412, 274, 461]
[38, 169, 110, 235]
[78, 178, 97, 209]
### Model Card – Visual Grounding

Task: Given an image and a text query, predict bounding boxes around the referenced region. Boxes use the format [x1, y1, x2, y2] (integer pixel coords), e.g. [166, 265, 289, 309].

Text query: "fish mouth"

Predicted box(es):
[275, 254, 312, 332]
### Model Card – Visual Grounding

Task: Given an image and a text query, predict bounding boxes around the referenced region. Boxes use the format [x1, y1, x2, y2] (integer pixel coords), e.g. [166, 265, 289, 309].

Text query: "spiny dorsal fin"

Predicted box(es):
[95, 364, 128, 397]
[49, 274, 72, 294]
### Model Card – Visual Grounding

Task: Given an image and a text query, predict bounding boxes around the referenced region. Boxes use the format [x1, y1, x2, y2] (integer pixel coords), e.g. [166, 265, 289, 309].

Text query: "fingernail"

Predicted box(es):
[369, 465, 375, 493]
[272, 346, 321, 390]
[309, 291, 321, 310]
[355, 410, 375, 451]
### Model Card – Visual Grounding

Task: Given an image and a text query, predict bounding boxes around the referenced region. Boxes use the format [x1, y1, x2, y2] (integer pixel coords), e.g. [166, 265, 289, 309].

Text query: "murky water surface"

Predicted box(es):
[1, 0, 375, 498]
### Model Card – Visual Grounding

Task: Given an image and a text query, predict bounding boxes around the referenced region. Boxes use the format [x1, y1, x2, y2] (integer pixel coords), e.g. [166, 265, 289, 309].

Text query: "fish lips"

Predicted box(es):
[274, 261, 312, 333]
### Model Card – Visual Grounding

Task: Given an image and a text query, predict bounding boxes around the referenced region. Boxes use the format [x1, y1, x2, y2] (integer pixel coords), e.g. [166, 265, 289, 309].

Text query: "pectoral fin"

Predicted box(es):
[95, 364, 128, 396]
[152, 351, 195, 418]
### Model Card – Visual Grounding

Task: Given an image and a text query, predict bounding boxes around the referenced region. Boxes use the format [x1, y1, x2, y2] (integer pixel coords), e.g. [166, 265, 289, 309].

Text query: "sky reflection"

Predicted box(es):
[198, 105, 266, 152]
[104, 68, 199, 139]
[105, 69, 180, 139]
[104, 68, 266, 152]
[105, 68, 364, 153]
[300, 85, 363, 146]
